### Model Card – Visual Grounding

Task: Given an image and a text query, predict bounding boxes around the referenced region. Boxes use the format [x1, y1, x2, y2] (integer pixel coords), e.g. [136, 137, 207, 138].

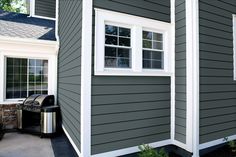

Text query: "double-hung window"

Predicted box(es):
[95, 9, 173, 76]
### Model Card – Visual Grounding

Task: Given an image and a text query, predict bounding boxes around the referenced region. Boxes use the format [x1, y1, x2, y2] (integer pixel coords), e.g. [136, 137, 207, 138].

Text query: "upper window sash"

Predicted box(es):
[95, 8, 173, 76]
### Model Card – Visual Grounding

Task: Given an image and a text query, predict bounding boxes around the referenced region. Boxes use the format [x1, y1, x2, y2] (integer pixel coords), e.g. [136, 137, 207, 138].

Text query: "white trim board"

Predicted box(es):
[92, 140, 171, 157]
[199, 134, 236, 150]
[170, 0, 176, 145]
[185, 0, 200, 156]
[62, 125, 82, 157]
[80, 0, 93, 156]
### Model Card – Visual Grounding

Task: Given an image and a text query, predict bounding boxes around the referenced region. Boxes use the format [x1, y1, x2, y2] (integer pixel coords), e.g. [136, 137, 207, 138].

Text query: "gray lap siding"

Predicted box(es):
[175, 0, 186, 144]
[199, 0, 236, 144]
[91, 0, 171, 155]
[35, 0, 56, 18]
[57, 0, 82, 151]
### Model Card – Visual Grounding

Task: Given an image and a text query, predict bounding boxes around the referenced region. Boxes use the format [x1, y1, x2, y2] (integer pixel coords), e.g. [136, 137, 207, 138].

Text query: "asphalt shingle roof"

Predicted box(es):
[0, 10, 56, 41]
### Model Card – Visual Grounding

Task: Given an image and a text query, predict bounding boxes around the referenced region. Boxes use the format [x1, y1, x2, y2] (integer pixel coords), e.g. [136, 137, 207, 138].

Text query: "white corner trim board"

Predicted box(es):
[185, 0, 200, 157]
[170, 0, 176, 144]
[62, 125, 82, 157]
[80, 0, 93, 157]
[92, 140, 171, 157]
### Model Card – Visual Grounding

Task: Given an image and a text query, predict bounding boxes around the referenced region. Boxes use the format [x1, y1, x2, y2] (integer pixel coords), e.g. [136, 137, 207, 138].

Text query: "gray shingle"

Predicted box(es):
[0, 10, 56, 41]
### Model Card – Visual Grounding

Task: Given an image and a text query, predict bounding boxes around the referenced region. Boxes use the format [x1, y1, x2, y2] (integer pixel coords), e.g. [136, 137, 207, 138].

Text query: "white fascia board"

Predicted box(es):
[80, 0, 93, 157]
[0, 36, 59, 53]
[185, 0, 200, 156]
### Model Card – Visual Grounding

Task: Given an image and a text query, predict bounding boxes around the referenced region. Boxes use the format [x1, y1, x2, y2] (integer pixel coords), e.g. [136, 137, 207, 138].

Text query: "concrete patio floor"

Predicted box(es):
[0, 133, 55, 157]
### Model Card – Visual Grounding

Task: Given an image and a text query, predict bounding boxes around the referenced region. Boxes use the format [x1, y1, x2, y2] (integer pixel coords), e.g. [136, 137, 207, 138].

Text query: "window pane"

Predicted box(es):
[118, 48, 130, 58]
[152, 61, 162, 69]
[143, 40, 152, 49]
[153, 41, 163, 50]
[152, 51, 162, 60]
[143, 31, 152, 40]
[119, 27, 130, 37]
[105, 57, 117, 67]
[105, 35, 118, 45]
[143, 60, 151, 69]
[105, 25, 118, 35]
[119, 37, 130, 47]
[153, 33, 163, 41]
[105, 47, 116, 57]
[143, 51, 163, 69]
[143, 50, 152, 59]
[118, 58, 130, 68]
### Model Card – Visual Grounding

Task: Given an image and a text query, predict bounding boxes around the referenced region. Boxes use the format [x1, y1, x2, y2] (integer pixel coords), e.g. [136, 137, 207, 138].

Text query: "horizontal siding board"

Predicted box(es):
[92, 125, 170, 145]
[58, 0, 82, 151]
[92, 133, 170, 154]
[92, 85, 170, 95]
[92, 116, 170, 135]
[200, 128, 236, 144]
[93, 0, 170, 22]
[92, 109, 170, 125]
[200, 114, 236, 127]
[92, 101, 170, 115]
[92, 93, 170, 105]
[35, 0, 56, 18]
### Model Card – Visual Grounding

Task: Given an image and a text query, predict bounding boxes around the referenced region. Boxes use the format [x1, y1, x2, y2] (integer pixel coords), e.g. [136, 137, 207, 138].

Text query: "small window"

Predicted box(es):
[6, 58, 48, 99]
[105, 25, 131, 68]
[143, 31, 164, 69]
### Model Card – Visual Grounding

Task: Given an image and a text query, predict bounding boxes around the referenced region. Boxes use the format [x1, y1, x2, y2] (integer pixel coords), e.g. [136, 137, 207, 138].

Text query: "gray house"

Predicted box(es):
[0, 0, 236, 157]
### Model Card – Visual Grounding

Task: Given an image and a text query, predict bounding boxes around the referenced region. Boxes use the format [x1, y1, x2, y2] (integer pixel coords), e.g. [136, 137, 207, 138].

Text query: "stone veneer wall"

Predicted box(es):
[0, 104, 18, 130]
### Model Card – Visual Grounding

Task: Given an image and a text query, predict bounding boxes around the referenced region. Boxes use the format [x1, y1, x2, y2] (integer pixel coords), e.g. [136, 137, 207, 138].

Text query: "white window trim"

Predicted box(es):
[94, 8, 173, 76]
[0, 36, 58, 104]
[233, 14, 236, 80]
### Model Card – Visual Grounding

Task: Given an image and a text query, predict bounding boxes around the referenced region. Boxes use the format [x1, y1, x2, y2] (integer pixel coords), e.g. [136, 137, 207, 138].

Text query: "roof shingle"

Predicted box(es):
[0, 10, 56, 41]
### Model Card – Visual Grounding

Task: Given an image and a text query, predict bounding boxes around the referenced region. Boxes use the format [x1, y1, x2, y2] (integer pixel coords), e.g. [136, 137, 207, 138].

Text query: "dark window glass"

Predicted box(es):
[6, 58, 48, 99]
[142, 30, 164, 69]
[105, 24, 131, 68]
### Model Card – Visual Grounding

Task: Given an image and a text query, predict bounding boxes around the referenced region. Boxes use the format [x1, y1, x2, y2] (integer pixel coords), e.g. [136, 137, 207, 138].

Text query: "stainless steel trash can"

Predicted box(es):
[41, 106, 59, 135]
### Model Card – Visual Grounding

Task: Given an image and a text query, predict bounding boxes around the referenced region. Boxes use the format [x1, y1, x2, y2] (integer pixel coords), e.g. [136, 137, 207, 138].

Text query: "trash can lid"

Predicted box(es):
[41, 106, 60, 112]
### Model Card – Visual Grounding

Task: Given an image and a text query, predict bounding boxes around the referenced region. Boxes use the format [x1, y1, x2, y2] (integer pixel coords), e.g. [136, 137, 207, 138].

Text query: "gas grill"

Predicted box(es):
[17, 94, 59, 136]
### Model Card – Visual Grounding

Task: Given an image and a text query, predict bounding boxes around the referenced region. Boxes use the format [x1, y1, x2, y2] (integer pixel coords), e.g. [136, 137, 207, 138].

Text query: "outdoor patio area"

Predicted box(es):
[0, 132, 78, 157]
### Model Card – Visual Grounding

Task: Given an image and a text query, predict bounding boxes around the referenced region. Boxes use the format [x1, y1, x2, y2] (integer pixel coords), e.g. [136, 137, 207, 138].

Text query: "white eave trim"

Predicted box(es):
[0, 36, 59, 53]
